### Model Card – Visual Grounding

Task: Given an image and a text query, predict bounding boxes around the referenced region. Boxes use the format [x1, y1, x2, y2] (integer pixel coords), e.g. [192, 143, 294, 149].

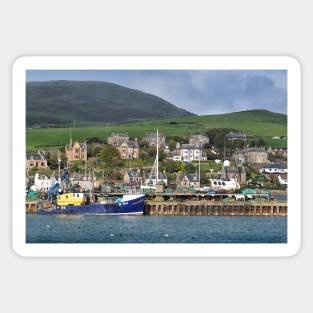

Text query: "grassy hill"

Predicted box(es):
[26, 80, 193, 127]
[26, 109, 287, 151]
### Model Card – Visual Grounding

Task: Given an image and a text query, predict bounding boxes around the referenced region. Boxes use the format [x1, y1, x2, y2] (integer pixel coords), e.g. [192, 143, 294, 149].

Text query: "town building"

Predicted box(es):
[189, 134, 210, 146]
[267, 147, 288, 156]
[145, 172, 168, 187]
[143, 132, 166, 148]
[168, 144, 207, 162]
[26, 151, 49, 169]
[70, 176, 100, 191]
[226, 131, 247, 142]
[117, 140, 139, 159]
[30, 173, 59, 192]
[221, 166, 246, 184]
[123, 169, 143, 185]
[176, 173, 200, 188]
[233, 147, 268, 164]
[65, 140, 87, 162]
[260, 163, 287, 174]
[107, 133, 129, 147]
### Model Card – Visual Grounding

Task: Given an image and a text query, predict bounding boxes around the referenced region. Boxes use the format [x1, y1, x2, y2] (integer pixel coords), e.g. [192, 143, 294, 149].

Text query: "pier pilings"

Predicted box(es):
[144, 201, 287, 216]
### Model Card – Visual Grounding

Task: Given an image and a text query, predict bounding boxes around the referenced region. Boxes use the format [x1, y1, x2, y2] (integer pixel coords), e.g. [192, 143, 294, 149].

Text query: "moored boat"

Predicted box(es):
[38, 193, 145, 215]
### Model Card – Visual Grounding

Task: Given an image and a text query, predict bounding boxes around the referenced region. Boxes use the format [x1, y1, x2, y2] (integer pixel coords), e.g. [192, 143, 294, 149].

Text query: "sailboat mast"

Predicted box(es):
[156, 129, 159, 183]
[198, 144, 201, 187]
[58, 150, 61, 180]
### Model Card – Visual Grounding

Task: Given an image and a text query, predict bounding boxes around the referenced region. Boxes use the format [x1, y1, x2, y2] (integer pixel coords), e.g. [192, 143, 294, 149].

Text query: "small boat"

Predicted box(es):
[38, 193, 145, 215]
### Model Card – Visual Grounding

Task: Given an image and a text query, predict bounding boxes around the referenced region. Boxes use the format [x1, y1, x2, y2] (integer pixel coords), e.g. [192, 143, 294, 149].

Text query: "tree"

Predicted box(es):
[257, 138, 266, 147]
[86, 137, 103, 144]
[71, 161, 82, 173]
[97, 145, 123, 168]
[162, 160, 185, 174]
[88, 144, 102, 158]
[185, 162, 197, 174]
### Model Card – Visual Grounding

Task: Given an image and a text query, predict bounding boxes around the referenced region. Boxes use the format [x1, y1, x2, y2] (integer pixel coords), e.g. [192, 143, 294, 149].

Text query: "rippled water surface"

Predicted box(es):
[26, 215, 287, 243]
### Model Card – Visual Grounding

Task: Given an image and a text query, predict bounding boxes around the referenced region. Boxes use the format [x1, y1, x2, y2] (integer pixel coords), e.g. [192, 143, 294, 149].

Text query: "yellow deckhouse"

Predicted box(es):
[57, 193, 85, 206]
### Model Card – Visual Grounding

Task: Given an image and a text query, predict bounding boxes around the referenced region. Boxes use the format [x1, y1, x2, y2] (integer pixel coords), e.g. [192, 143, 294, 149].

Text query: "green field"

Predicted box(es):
[26, 110, 287, 151]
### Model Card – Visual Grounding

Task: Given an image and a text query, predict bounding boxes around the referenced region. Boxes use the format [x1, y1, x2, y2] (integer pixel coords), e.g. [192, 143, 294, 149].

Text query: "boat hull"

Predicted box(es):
[38, 196, 145, 215]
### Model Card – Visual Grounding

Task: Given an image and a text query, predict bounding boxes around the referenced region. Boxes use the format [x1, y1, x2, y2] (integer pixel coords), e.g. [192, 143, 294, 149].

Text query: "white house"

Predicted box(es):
[169, 144, 207, 162]
[30, 173, 60, 192]
[209, 178, 240, 191]
[260, 163, 287, 174]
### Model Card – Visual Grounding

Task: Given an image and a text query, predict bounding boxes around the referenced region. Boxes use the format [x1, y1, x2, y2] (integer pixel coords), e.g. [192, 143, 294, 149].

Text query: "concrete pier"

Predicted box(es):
[145, 200, 287, 216]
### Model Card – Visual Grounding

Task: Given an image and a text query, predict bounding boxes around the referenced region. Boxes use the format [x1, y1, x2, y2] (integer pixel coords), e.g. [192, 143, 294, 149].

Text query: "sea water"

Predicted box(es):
[26, 215, 287, 243]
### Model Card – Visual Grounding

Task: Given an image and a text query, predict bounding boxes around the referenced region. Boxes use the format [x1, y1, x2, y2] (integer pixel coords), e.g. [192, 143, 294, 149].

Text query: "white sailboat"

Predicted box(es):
[141, 129, 167, 192]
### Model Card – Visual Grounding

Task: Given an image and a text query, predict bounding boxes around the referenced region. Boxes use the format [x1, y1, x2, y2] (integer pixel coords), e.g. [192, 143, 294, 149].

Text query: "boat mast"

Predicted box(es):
[198, 144, 201, 187]
[84, 140, 87, 178]
[156, 129, 159, 184]
[58, 150, 61, 181]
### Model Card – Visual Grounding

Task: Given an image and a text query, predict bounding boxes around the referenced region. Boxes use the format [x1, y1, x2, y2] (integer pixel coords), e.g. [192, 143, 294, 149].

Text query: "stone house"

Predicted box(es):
[143, 132, 166, 148]
[233, 147, 268, 164]
[244, 147, 268, 164]
[176, 173, 200, 188]
[267, 147, 288, 156]
[189, 134, 209, 146]
[65, 140, 87, 162]
[107, 133, 129, 147]
[221, 166, 246, 184]
[26, 151, 49, 169]
[123, 169, 142, 185]
[117, 140, 139, 159]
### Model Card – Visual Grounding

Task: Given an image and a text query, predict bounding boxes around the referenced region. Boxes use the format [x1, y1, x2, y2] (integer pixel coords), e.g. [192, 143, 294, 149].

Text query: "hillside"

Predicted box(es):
[26, 109, 287, 151]
[26, 80, 194, 127]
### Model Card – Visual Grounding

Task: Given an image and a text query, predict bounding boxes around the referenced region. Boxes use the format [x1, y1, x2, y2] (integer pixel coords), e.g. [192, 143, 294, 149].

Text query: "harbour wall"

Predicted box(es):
[26, 199, 288, 216]
[145, 200, 287, 216]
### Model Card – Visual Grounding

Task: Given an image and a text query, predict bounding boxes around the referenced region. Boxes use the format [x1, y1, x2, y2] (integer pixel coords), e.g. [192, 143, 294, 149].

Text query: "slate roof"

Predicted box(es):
[127, 170, 141, 178]
[26, 152, 47, 161]
[147, 172, 167, 180]
[181, 144, 200, 150]
[263, 163, 287, 169]
[179, 173, 199, 182]
[119, 140, 139, 148]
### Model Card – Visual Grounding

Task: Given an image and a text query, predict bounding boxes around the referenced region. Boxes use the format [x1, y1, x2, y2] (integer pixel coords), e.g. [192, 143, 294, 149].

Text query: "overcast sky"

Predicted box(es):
[26, 70, 287, 115]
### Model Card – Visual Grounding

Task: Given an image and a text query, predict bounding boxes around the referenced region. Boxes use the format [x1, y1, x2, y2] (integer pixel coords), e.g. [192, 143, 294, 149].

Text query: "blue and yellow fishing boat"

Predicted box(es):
[38, 193, 145, 215]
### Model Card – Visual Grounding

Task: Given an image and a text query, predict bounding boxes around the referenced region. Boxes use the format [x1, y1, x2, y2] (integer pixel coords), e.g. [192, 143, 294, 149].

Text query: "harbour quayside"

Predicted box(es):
[26, 129, 287, 216]
[35, 130, 164, 216]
